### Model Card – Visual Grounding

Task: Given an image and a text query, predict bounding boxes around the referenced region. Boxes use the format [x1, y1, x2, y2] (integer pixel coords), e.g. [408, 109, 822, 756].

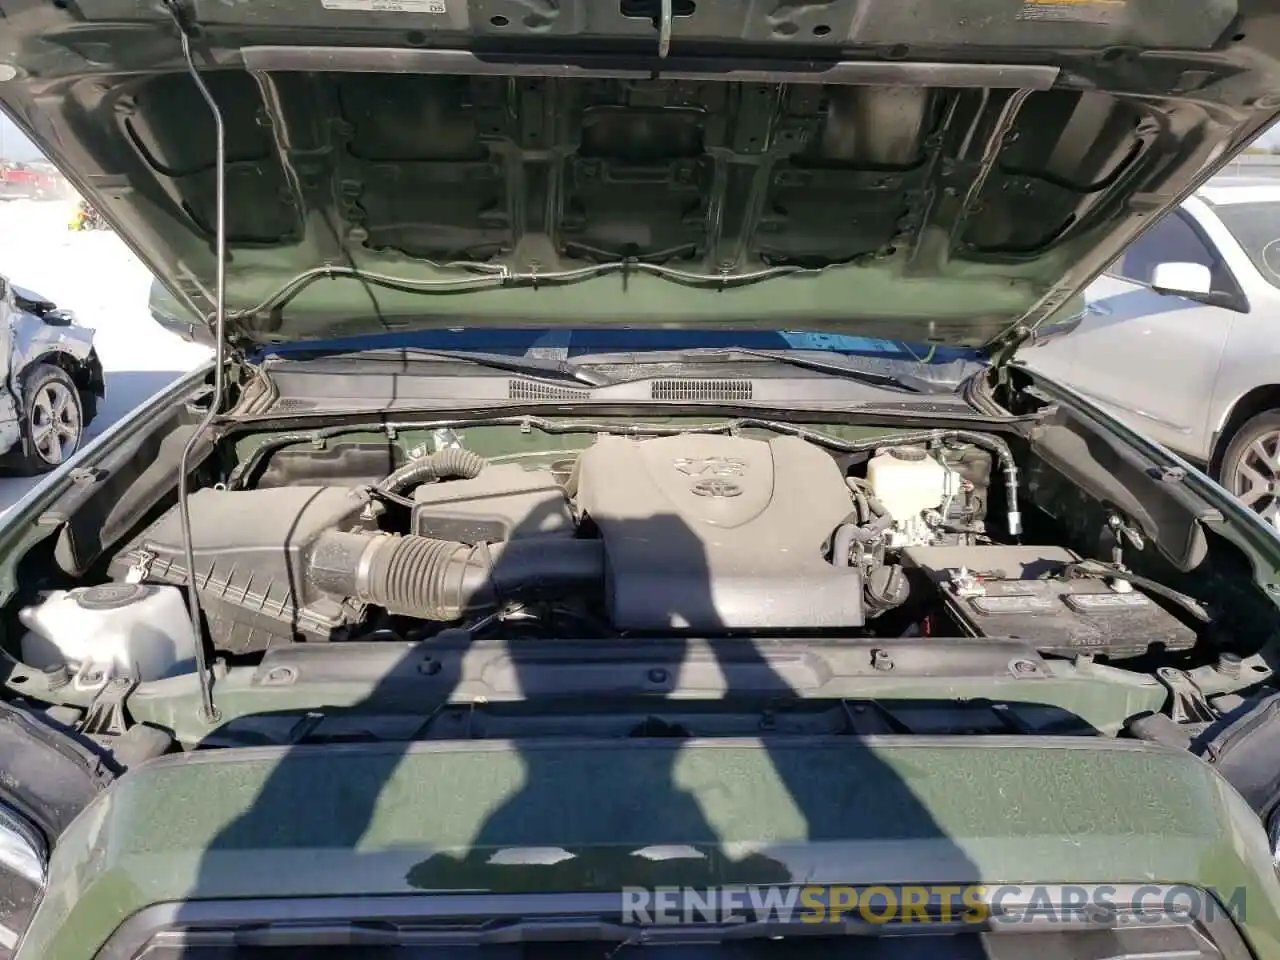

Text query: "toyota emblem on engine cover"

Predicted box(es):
[690, 478, 743, 498]
[673, 456, 747, 477]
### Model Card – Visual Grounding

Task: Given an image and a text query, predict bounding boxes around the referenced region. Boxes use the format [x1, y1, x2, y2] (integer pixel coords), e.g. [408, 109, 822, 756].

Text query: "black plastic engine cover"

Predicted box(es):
[574, 434, 864, 631]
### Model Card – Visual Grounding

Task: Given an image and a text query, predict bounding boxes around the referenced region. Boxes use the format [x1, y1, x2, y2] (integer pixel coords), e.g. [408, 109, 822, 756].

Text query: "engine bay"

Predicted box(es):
[16, 421, 1209, 701]
[4, 385, 1280, 790]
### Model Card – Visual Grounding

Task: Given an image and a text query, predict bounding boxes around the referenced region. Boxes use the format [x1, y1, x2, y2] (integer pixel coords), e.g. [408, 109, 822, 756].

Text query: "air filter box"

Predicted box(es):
[108, 486, 371, 653]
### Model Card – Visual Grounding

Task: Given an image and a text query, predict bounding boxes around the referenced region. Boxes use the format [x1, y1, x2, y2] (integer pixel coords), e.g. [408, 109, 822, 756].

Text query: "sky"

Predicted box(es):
[0, 115, 45, 162]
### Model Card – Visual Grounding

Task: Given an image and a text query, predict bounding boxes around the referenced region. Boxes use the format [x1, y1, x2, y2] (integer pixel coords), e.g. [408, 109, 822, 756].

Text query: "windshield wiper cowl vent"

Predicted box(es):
[508, 379, 591, 401]
[651, 379, 753, 401]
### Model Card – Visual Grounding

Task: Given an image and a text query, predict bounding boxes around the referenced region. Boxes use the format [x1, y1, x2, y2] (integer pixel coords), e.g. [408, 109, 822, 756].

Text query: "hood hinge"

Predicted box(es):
[164, 0, 198, 37]
[986, 324, 1032, 382]
[221, 323, 252, 366]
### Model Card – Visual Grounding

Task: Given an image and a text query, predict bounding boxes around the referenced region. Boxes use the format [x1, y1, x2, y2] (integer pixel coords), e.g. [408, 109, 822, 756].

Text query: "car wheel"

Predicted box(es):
[13, 364, 84, 475]
[1220, 409, 1280, 529]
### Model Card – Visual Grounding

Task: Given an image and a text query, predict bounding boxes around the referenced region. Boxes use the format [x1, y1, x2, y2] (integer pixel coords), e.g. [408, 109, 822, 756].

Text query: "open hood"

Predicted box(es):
[2, 0, 1280, 357]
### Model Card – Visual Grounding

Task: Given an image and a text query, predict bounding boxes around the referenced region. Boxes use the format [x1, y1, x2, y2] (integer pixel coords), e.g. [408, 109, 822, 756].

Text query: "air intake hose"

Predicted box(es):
[308, 530, 602, 621]
[375, 448, 485, 496]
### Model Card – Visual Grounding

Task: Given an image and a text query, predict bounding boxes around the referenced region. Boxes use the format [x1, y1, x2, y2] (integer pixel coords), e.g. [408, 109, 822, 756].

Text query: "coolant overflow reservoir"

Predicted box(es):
[865, 445, 950, 522]
[19, 583, 197, 682]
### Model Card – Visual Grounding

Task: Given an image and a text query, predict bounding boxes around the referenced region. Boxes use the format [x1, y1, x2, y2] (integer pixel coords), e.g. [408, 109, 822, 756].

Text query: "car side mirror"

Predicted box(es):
[1151, 261, 1213, 296]
[43, 309, 75, 326]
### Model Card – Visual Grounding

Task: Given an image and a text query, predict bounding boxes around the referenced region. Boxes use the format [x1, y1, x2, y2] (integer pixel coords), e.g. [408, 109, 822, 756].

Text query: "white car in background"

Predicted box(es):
[1025, 179, 1280, 527]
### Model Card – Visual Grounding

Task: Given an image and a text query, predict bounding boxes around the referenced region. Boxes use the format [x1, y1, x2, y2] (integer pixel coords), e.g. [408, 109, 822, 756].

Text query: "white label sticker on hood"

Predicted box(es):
[321, 0, 446, 11]
[1017, 0, 1125, 22]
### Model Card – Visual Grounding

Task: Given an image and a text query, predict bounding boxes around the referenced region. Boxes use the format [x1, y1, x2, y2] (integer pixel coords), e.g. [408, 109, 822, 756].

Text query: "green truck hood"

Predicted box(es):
[19, 737, 1280, 958]
[1, 1, 1280, 352]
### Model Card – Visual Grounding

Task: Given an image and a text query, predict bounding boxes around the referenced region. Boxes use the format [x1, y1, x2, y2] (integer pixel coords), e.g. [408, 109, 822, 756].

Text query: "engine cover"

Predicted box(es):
[575, 434, 864, 631]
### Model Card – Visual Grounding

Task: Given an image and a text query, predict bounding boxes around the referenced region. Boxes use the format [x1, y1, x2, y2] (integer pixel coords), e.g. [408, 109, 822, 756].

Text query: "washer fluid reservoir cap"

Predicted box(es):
[887, 445, 929, 461]
[75, 583, 149, 610]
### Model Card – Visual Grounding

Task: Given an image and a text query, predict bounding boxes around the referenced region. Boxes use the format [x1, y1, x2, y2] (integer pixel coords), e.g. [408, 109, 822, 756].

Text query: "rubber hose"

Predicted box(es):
[376, 447, 485, 495]
[308, 530, 603, 621]
[308, 530, 491, 620]
[832, 524, 856, 567]
[845, 478, 871, 524]
[831, 522, 884, 567]
[370, 535, 489, 620]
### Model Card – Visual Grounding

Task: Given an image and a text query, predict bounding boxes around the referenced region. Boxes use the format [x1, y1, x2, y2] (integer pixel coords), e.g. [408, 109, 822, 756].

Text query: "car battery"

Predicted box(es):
[900, 544, 1198, 659]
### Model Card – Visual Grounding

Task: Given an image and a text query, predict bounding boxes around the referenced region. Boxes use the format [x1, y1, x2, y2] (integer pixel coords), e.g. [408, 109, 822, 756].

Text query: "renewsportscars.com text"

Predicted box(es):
[620, 884, 1246, 925]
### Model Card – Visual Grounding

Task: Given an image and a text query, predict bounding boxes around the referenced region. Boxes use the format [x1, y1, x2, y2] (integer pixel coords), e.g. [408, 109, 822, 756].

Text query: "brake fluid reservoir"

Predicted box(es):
[865, 445, 950, 523]
[18, 583, 197, 682]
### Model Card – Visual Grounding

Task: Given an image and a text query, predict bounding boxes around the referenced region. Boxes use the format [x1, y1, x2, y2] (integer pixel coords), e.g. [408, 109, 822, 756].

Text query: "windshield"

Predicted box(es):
[1211, 200, 1280, 290]
[255, 329, 976, 361]
[156, 277, 984, 391]
[252, 329, 983, 392]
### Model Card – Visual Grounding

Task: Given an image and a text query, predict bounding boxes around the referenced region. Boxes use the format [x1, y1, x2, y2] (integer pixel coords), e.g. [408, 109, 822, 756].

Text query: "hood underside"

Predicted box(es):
[2, 0, 1280, 350]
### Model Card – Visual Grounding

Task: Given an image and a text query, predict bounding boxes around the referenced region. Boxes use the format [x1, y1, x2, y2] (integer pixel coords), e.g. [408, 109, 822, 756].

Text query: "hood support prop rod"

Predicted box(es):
[167, 0, 225, 725]
[657, 0, 672, 58]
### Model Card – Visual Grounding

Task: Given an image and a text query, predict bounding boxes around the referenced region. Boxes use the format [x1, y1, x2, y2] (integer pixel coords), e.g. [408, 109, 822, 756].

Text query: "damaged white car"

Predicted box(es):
[0, 278, 102, 474]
